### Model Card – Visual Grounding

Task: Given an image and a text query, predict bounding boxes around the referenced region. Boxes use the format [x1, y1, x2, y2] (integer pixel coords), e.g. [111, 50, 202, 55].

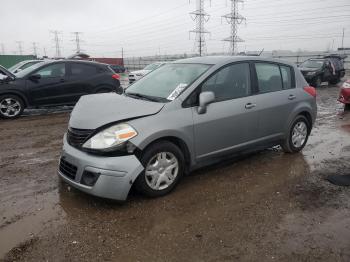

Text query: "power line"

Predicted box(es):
[50, 30, 62, 58]
[72, 32, 83, 53]
[222, 0, 246, 55]
[189, 0, 211, 56]
[16, 41, 23, 55]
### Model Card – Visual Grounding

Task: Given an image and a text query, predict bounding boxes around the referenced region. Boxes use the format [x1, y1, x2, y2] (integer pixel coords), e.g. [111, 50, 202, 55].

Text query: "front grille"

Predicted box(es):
[59, 158, 77, 180]
[67, 128, 94, 147]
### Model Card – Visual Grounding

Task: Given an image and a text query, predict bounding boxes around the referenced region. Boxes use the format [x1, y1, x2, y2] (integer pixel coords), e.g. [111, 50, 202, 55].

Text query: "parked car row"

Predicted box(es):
[299, 55, 346, 88]
[128, 62, 167, 84]
[0, 60, 121, 118]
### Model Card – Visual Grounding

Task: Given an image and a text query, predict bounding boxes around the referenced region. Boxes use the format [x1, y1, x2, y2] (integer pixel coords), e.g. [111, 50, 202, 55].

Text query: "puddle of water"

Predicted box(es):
[0, 190, 66, 258]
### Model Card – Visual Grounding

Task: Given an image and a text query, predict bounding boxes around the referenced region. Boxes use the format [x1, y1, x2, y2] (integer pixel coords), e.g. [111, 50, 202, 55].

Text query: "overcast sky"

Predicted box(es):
[0, 0, 349, 58]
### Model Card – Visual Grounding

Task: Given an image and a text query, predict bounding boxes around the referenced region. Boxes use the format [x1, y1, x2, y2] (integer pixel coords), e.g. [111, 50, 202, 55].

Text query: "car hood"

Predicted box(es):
[69, 93, 165, 129]
[130, 70, 150, 76]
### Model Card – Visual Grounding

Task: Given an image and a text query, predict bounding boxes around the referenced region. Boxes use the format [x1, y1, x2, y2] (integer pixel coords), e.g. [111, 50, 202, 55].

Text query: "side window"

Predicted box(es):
[71, 63, 97, 77]
[255, 63, 283, 93]
[36, 63, 65, 78]
[202, 63, 251, 101]
[280, 65, 293, 89]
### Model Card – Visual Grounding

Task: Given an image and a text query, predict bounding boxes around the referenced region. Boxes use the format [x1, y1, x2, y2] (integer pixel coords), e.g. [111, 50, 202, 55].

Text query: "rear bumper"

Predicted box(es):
[58, 135, 144, 201]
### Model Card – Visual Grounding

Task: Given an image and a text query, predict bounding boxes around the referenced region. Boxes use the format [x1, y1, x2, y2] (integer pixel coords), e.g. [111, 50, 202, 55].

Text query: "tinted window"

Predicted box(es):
[71, 63, 97, 77]
[255, 63, 283, 93]
[202, 63, 251, 101]
[36, 63, 65, 78]
[20, 61, 40, 70]
[280, 65, 293, 89]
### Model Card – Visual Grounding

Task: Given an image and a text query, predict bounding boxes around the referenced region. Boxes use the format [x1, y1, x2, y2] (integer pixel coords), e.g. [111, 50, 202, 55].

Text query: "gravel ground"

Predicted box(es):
[0, 80, 350, 262]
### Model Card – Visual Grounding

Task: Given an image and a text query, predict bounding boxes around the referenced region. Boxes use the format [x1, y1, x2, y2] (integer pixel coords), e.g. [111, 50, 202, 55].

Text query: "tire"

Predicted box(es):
[0, 94, 24, 119]
[345, 104, 350, 111]
[314, 76, 322, 88]
[134, 141, 185, 198]
[329, 77, 340, 85]
[281, 115, 310, 153]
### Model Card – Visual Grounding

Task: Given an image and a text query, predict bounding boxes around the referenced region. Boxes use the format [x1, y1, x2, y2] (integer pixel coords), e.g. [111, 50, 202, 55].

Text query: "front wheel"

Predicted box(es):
[134, 141, 185, 198]
[281, 115, 310, 153]
[0, 95, 24, 119]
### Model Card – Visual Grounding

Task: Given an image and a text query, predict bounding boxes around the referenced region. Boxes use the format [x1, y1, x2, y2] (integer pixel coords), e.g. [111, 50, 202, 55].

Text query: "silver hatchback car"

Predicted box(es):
[58, 56, 317, 201]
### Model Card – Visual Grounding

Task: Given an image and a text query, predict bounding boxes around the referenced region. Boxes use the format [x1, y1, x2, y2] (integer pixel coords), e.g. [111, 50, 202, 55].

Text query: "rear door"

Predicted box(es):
[192, 62, 260, 160]
[26, 62, 70, 105]
[66, 62, 100, 103]
[253, 62, 298, 140]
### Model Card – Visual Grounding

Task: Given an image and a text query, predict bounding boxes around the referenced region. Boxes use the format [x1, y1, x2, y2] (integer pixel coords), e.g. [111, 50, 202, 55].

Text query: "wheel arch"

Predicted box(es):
[135, 135, 192, 173]
[0, 91, 28, 107]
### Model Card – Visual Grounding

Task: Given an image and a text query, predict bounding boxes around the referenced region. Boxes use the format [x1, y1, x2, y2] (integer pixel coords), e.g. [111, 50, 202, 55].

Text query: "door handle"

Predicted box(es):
[245, 103, 256, 109]
[288, 94, 296, 100]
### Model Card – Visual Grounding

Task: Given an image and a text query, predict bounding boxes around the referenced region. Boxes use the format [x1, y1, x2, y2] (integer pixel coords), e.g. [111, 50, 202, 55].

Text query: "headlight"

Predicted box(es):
[307, 72, 316, 76]
[82, 123, 137, 150]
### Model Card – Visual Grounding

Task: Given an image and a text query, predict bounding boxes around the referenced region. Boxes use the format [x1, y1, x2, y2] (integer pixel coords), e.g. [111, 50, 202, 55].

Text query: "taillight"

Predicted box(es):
[112, 74, 120, 80]
[303, 86, 316, 97]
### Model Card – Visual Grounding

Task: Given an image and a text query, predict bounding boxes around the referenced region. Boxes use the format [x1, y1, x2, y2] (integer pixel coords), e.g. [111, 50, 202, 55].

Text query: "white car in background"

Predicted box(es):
[128, 62, 167, 84]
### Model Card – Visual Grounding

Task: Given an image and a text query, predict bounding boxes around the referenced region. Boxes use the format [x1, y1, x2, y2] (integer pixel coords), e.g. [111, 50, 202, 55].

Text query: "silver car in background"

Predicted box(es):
[58, 56, 317, 201]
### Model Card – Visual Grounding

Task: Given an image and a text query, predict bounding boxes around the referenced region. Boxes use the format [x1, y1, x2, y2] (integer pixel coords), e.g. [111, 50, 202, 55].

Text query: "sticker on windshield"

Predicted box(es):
[167, 83, 187, 101]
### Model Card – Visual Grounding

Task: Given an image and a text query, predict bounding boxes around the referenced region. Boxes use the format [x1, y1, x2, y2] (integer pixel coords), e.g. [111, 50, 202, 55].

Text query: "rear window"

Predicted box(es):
[71, 63, 97, 77]
[255, 63, 283, 93]
[280, 65, 293, 89]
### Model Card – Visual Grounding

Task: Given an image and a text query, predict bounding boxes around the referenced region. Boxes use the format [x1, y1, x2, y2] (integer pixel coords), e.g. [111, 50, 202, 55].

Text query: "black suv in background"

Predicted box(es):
[299, 55, 346, 87]
[0, 60, 121, 119]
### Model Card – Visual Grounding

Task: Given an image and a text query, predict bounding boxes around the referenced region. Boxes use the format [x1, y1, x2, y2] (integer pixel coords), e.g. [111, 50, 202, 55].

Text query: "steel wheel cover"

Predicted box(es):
[145, 152, 179, 191]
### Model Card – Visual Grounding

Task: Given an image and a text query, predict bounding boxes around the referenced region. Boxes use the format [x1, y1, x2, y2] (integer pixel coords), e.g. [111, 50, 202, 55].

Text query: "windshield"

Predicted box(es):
[143, 63, 163, 71]
[301, 60, 324, 69]
[8, 61, 26, 72]
[15, 62, 46, 78]
[126, 63, 211, 101]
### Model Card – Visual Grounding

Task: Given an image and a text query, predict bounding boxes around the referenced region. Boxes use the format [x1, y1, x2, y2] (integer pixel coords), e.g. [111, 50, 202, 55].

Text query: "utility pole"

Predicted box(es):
[341, 28, 345, 52]
[1, 43, 5, 55]
[121, 47, 124, 60]
[222, 0, 246, 55]
[43, 47, 47, 57]
[51, 30, 62, 58]
[32, 42, 38, 57]
[16, 41, 23, 55]
[72, 32, 83, 53]
[189, 0, 210, 56]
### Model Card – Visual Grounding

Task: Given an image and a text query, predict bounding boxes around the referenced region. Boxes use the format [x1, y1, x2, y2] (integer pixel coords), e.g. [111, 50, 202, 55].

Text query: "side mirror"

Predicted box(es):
[29, 74, 41, 81]
[198, 91, 215, 114]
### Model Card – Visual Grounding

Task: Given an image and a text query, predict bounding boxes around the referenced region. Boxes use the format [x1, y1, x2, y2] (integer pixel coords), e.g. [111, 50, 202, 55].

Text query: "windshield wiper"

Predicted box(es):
[125, 92, 167, 102]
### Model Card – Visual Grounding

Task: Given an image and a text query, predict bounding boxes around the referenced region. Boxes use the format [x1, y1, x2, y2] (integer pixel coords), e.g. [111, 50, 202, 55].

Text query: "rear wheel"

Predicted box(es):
[281, 115, 310, 153]
[0, 95, 24, 119]
[134, 141, 184, 198]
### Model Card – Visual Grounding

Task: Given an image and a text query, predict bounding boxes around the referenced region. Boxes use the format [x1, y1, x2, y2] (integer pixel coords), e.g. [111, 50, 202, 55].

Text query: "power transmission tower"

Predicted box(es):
[1, 43, 5, 55]
[32, 42, 38, 57]
[51, 30, 62, 58]
[189, 0, 210, 56]
[222, 0, 246, 55]
[72, 32, 83, 53]
[43, 47, 47, 57]
[16, 41, 23, 55]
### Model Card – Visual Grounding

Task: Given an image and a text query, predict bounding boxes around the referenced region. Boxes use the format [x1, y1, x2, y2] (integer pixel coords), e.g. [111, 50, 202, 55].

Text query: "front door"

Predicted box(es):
[192, 62, 259, 160]
[26, 62, 69, 105]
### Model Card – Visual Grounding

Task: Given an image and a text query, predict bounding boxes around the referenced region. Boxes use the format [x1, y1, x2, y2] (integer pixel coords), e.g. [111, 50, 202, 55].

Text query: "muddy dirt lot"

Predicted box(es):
[1, 83, 350, 261]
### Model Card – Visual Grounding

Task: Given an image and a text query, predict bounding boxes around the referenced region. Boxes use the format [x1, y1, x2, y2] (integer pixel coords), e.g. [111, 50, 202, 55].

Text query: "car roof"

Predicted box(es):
[173, 56, 295, 67]
[39, 59, 109, 67]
